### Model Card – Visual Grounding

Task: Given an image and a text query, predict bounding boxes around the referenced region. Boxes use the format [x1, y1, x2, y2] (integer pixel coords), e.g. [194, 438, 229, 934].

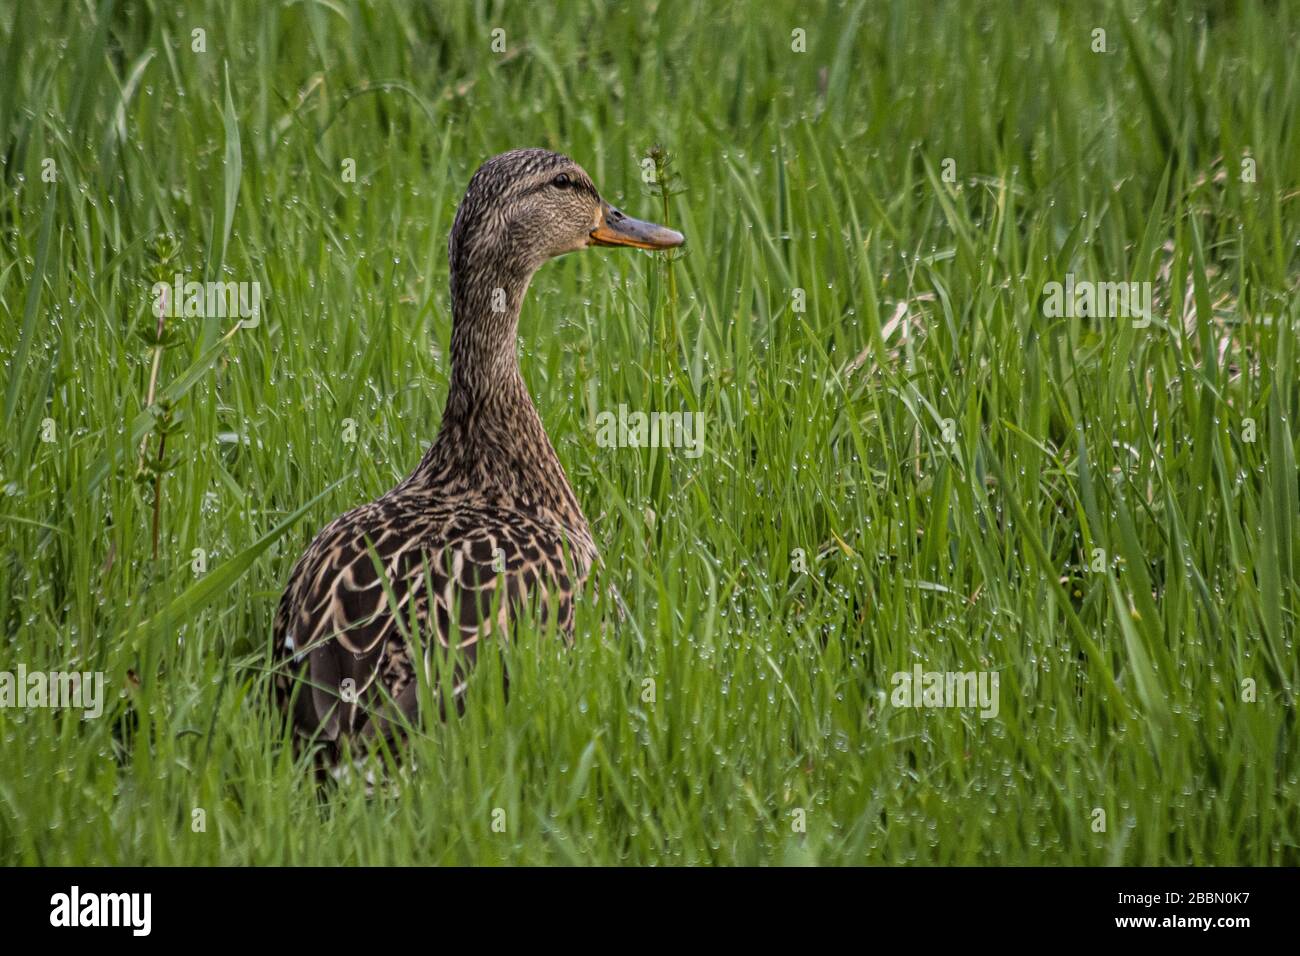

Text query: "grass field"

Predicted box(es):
[1, 0, 1297, 865]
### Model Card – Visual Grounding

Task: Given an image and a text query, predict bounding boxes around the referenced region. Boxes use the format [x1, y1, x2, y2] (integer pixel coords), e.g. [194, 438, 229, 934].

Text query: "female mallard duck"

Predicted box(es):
[273, 148, 683, 752]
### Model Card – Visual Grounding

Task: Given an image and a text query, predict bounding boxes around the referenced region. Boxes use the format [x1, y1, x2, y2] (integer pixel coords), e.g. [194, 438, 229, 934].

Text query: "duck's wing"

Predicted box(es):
[272, 499, 580, 745]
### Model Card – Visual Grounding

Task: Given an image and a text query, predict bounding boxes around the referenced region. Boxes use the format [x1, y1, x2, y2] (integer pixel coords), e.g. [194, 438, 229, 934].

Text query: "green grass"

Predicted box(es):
[1, 0, 1297, 865]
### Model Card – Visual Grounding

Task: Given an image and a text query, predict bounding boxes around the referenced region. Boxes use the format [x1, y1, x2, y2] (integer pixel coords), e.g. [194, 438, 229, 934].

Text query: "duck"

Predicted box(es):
[273, 148, 684, 754]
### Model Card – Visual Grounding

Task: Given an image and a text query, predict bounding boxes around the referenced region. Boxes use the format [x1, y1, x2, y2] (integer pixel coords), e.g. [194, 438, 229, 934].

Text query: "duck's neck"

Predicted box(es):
[406, 263, 587, 532]
[442, 262, 533, 424]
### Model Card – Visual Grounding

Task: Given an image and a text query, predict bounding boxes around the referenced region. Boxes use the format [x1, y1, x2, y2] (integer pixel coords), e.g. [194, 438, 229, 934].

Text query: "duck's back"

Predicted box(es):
[273, 482, 592, 747]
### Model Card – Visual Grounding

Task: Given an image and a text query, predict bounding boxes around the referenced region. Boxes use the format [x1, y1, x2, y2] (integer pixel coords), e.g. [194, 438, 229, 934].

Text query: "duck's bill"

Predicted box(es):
[590, 207, 684, 250]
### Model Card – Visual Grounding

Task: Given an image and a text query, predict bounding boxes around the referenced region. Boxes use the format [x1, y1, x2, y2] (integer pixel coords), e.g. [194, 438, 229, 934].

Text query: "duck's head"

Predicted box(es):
[449, 148, 684, 287]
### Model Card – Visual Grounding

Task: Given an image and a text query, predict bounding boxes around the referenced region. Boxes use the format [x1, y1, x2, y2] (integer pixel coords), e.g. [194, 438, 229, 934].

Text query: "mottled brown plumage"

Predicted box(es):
[273, 148, 683, 753]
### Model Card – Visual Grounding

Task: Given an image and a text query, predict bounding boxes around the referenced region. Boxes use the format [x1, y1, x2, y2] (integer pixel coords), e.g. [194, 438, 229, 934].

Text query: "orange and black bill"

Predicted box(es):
[590, 205, 685, 250]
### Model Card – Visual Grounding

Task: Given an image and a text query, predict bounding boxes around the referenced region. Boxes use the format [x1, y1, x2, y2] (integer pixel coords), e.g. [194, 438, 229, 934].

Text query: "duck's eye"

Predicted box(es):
[551, 173, 573, 189]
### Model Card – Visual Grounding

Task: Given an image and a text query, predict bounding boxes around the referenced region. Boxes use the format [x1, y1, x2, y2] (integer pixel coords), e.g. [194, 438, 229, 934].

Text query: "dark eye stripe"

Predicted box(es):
[527, 172, 597, 200]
